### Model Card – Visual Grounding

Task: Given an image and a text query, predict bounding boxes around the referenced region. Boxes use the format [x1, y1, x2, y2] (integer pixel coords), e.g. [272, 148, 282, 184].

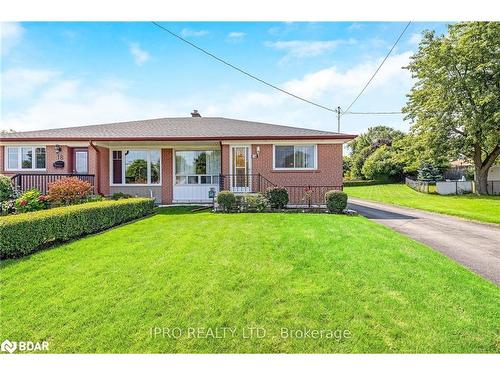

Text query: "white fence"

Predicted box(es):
[436, 181, 474, 195]
[405, 177, 432, 193]
[406, 177, 500, 195]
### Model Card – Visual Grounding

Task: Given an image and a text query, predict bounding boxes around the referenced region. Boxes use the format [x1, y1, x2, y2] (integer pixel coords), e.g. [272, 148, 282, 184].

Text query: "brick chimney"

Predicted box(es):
[191, 109, 201, 117]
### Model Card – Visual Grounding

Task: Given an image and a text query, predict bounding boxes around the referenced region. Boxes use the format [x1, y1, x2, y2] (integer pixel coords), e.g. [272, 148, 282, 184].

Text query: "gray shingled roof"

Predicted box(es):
[1, 117, 355, 140]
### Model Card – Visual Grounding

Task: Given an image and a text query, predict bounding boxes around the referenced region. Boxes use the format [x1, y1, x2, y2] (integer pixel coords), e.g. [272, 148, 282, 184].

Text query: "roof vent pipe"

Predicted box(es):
[191, 110, 201, 117]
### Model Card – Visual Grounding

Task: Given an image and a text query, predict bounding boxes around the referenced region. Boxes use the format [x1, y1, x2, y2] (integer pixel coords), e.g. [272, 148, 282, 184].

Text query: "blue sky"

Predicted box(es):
[1, 21, 449, 134]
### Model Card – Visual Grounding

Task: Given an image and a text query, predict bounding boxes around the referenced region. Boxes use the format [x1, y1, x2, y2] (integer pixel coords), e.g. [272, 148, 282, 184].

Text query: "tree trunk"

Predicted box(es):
[473, 144, 500, 195]
[475, 167, 489, 195]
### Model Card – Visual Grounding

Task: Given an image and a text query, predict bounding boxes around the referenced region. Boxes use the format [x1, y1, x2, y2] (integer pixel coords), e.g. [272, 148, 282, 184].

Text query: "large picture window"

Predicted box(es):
[274, 145, 316, 169]
[175, 150, 220, 185]
[111, 150, 161, 185]
[5, 146, 46, 170]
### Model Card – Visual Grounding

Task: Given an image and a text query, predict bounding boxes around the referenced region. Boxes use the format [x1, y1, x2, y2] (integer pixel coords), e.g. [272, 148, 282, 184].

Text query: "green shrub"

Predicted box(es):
[343, 180, 385, 187]
[0, 198, 155, 259]
[265, 187, 289, 209]
[111, 192, 133, 200]
[14, 189, 48, 213]
[239, 193, 268, 212]
[0, 174, 15, 202]
[325, 190, 348, 214]
[216, 190, 236, 212]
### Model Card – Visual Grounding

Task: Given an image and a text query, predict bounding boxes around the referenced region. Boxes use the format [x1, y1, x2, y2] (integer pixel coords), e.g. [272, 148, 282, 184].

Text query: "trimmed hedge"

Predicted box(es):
[0, 198, 155, 259]
[343, 180, 387, 187]
[325, 190, 348, 214]
[265, 187, 289, 209]
[216, 190, 236, 212]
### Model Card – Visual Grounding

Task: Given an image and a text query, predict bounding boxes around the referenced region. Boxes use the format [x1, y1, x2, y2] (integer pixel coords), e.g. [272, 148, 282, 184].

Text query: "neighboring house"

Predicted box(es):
[0, 112, 355, 205]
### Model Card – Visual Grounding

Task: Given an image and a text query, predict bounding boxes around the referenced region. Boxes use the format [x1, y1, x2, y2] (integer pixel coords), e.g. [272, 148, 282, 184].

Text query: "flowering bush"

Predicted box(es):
[14, 189, 48, 213]
[0, 174, 15, 202]
[48, 177, 93, 205]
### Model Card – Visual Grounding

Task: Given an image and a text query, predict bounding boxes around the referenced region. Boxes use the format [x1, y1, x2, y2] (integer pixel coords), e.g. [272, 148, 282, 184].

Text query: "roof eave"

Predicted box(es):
[1, 134, 357, 142]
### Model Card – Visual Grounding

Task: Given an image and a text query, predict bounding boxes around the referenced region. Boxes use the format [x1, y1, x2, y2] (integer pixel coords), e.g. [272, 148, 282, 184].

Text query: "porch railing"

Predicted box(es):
[219, 173, 343, 206]
[219, 173, 276, 194]
[285, 185, 343, 206]
[11, 173, 96, 195]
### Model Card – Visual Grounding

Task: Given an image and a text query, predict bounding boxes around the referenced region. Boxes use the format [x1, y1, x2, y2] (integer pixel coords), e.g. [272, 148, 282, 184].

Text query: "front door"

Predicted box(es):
[231, 146, 250, 192]
[73, 149, 88, 174]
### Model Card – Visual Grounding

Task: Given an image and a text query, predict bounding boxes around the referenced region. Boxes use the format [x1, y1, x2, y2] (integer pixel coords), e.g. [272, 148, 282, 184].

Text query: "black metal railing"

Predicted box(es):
[11, 173, 95, 195]
[219, 173, 276, 194]
[219, 173, 343, 206]
[285, 185, 343, 206]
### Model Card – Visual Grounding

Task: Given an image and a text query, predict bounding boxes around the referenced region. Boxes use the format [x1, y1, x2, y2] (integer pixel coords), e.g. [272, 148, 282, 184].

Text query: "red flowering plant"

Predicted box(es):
[47, 177, 93, 205]
[14, 189, 49, 213]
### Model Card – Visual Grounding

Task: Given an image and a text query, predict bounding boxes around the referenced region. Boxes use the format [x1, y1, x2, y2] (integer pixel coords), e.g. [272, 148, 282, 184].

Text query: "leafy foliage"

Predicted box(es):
[0, 174, 15, 202]
[111, 192, 133, 200]
[0, 198, 155, 258]
[14, 189, 48, 213]
[418, 163, 444, 181]
[347, 126, 405, 180]
[325, 190, 348, 214]
[265, 187, 289, 209]
[216, 190, 236, 212]
[238, 193, 268, 212]
[404, 22, 500, 194]
[48, 177, 93, 205]
[361, 145, 404, 181]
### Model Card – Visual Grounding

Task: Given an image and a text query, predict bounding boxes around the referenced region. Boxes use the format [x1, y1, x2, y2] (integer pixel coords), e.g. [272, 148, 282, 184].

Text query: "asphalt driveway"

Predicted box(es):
[348, 198, 500, 285]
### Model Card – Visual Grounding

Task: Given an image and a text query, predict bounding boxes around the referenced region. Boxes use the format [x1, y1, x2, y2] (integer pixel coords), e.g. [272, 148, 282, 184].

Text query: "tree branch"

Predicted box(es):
[481, 144, 500, 171]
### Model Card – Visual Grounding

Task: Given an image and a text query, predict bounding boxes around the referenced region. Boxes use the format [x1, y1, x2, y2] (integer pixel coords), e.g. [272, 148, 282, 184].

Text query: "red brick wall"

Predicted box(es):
[46, 145, 72, 173]
[87, 145, 109, 195]
[0, 145, 73, 175]
[0, 146, 6, 176]
[233, 143, 343, 187]
[161, 148, 173, 204]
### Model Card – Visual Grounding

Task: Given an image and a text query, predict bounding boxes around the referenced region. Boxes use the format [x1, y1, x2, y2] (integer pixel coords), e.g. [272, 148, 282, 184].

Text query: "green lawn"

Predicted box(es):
[345, 184, 500, 224]
[1, 207, 498, 353]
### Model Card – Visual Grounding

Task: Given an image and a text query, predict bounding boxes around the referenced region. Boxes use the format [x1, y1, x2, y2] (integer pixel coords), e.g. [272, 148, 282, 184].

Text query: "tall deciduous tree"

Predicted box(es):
[404, 22, 500, 194]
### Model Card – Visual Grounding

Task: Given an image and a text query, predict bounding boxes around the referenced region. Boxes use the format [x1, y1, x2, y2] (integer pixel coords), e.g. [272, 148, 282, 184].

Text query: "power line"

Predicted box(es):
[151, 21, 338, 114]
[344, 111, 403, 115]
[342, 21, 411, 115]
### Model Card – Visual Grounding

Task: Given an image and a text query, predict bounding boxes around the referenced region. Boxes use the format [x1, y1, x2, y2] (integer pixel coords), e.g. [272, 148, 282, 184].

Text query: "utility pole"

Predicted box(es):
[336, 106, 341, 133]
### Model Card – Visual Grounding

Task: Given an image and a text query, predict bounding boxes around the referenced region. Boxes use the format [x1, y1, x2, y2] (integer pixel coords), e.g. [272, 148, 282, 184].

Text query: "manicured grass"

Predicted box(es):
[1, 207, 498, 353]
[345, 184, 500, 224]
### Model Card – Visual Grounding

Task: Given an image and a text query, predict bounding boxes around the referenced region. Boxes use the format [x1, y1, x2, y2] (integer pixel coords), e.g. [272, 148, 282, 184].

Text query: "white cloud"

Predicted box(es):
[347, 23, 363, 31]
[1, 22, 25, 55]
[180, 28, 209, 38]
[128, 42, 150, 66]
[226, 32, 246, 42]
[409, 32, 422, 45]
[265, 39, 356, 63]
[1, 68, 60, 98]
[2, 51, 414, 135]
[1, 78, 178, 131]
[203, 51, 414, 133]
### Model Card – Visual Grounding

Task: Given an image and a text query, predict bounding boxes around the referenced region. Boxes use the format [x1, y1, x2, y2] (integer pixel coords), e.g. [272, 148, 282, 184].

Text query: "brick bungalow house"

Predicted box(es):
[0, 112, 355, 205]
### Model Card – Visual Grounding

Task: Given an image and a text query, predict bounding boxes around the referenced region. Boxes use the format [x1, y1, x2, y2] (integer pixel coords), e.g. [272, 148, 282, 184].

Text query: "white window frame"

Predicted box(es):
[5, 146, 47, 171]
[272, 144, 317, 170]
[173, 149, 221, 186]
[109, 149, 162, 186]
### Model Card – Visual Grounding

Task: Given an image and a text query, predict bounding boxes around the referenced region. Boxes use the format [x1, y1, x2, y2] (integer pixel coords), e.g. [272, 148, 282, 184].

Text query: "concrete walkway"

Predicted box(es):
[348, 198, 500, 285]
